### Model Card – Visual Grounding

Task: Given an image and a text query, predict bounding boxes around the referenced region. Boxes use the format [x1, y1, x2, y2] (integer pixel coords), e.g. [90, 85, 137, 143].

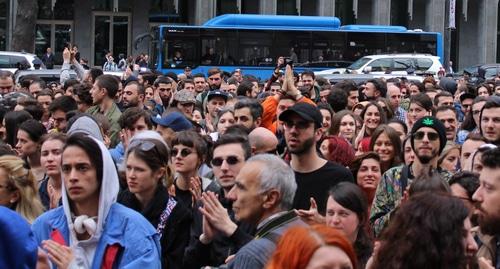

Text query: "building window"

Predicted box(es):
[391, 0, 408, 27]
[92, 0, 131, 12]
[241, 0, 259, 14]
[38, 0, 74, 20]
[150, 0, 188, 23]
[217, 0, 238, 15]
[335, 0, 355, 24]
[0, 0, 6, 50]
[301, 0, 317, 16]
[277, 0, 298, 15]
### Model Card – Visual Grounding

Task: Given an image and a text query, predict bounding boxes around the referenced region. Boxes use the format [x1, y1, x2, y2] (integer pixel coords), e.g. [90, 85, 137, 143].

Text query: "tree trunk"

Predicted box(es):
[11, 0, 38, 53]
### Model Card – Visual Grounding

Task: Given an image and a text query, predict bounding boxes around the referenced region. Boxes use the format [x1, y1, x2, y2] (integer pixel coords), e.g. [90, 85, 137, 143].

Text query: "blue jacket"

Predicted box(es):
[32, 203, 161, 269]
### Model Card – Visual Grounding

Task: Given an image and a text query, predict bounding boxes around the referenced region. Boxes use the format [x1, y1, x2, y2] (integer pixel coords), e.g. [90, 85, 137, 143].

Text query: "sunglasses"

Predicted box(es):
[171, 148, 193, 158]
[413, 131, 439, 141]
[211, 156, 240, 167]
[129, 140, 156, 152]
[283, 120, 311, 130]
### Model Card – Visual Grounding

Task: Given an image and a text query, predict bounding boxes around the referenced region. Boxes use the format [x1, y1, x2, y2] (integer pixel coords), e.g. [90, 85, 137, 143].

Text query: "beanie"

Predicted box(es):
[411, 116, 447, 154]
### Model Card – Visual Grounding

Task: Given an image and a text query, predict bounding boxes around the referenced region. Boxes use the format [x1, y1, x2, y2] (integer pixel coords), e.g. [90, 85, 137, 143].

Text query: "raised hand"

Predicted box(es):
[42, 240, 74, 269]
[296, 197, 325, 224]
[198, 191, 237, 238]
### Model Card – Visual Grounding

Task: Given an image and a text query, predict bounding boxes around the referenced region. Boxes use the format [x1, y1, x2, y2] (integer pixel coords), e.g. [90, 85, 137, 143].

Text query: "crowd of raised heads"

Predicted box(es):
[0, 51, 500, 269]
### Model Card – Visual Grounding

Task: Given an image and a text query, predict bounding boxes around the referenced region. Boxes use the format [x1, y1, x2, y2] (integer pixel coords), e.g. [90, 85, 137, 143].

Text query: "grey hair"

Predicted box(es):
[247, 154, 297, 210]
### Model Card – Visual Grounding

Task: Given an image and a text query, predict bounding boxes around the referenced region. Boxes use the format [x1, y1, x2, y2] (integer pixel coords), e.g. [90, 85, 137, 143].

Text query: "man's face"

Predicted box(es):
[412, 126, 440, 164]
[62, 146, 100, 205]
[233, 71, 242, 82]
[127, 117, 149, 138]
[283, 114, 320, 155]
[437, 96, 454, 107]
[208, 73, 222, 88]
[155, 125, 175, 146]
[436, 109, 457, 141]
[52, 109, 67, 132]
[347, 90, 359, 109]
[122, 84, 143, 108]
[481, 107, 500, 143]
[270, 84, 281, 96]
[157, 83, 173, 104]
[37, 95, 52, 116]
[473, 166, 500, 235]
[0, 77, 14, 95]
[227, 161, 266, 224]
[194, 77, 206, 93]
[409, 84, 420, 96]
[250, 82, 259, 98]
[90, 81, 105, 105]
[177, 102, 195, 118]
[301, 75, 314, 90]
[183, 82, 195, 93]
[29, 83, 43, 97]
[212, 143, 246, 191]
[363, 82, 378, 100]
[387, 85, 401, 109]
[235, 107, 258, 131]
[461, 98, 473, 114]
[227, 84, 237, 95]
[276, 99, 295, 118]
[207, 97, 226, 118]
[460, 139, 485, 169]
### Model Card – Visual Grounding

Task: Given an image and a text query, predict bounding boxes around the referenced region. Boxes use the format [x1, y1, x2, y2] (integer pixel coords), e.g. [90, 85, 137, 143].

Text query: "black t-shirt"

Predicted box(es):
[293, 161, 354, 215]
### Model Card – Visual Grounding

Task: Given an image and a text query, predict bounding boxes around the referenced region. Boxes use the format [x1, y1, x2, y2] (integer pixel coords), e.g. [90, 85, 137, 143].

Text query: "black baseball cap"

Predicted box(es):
[279, 102, 323, 128]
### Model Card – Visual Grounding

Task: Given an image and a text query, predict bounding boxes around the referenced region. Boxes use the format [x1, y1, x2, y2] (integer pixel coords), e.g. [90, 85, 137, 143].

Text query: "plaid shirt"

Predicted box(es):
[394, 106, 407, 123]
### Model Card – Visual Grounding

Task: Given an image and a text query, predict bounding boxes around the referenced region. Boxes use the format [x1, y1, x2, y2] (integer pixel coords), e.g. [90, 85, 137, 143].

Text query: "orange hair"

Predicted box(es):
[266, 225, 357, 269]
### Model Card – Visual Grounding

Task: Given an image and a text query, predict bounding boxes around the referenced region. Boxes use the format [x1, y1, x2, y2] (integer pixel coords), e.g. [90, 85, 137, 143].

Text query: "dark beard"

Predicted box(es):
[416, 149, 438, 164]
[288, 136, 315, 155]
[477, 212, 500, 235]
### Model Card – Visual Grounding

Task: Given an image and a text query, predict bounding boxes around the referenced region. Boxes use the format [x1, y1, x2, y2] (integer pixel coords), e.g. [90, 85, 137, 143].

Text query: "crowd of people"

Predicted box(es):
[0, 49, 499, 269]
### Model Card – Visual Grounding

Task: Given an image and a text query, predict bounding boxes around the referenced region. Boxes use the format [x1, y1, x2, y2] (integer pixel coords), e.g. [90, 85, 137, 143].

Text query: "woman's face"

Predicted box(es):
[408, 103, 428, 125]
[477, 86, 490, 97]
[440, 148, 460, 173]
[462, 217, 478, 261]
[320, 139, 329, 159]
[320, 109, 332, 133]
[364, 105, 381, 131]
[388, 122, 406, 142]
[40, 139, 64, 178]
[305, 245, 353, 269]
[192, 110, 203, 124]
[126, 152, 160, 197]
[404, 139, 415, 165]
[144, 87, 154, 101]
[325, 196, 360, 243]
[15, 130, 38, 158]
[373, 132, 394, 163]
[472, 101, 486, 126]
[0, 168, 18, 206]
[356, 158, 381, 191]
[171, 144, 200, 174]
[450, 183, 474, 211]
[339, 115, 356, 140]
[217, 112, 235, 135]
[472, 152, 484, 173]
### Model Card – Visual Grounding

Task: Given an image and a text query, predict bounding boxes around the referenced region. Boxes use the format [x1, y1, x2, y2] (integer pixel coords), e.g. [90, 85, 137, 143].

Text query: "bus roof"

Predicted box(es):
[203, 14, 341, 30]
[340, 25, 408, 32]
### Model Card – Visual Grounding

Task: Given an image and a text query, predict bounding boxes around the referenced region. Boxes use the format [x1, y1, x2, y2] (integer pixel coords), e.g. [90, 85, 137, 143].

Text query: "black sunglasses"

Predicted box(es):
[211, 156, 240, 167]
[171, 148, 193, 158]
[413, 131, 439, 141]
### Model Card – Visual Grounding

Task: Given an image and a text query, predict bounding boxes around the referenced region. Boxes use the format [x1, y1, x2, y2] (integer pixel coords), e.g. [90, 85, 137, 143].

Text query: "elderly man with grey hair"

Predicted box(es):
[198, 154, 305, 269]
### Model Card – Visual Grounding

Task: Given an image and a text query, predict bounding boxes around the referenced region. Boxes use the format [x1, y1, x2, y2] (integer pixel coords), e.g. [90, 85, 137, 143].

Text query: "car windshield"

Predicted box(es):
[347, 57, 372, 70]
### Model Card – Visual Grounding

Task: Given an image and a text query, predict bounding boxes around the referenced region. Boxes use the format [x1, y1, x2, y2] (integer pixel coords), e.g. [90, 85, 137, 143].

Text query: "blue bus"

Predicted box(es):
[151, 14, 443, 79]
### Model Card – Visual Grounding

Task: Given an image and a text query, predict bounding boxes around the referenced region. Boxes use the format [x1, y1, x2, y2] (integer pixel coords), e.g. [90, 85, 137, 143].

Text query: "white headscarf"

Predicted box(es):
[61, 135, 119, 268]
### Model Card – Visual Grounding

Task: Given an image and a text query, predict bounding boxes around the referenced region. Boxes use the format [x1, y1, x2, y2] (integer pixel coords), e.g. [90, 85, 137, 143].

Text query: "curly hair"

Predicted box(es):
[266, 225, 357, 269]
[322, 135, 355, 167]
[371, 192, 469, 269]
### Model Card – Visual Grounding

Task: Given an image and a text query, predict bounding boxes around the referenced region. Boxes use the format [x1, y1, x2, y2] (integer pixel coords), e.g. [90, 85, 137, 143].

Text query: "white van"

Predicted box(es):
[0, 51, 46, 73]
[316, 54, 443, 76]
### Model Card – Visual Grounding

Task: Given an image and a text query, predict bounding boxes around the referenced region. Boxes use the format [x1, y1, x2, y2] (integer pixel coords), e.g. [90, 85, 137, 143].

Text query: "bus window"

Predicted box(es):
[387, 33, 437, 55]
[200, 28, 238, 66]
[345, 32, 386, 61]
[273, 31, 310, 64]
[162, 28, 200, 69]
[312, 31, 346, 61]
[238, 30, 273, 66]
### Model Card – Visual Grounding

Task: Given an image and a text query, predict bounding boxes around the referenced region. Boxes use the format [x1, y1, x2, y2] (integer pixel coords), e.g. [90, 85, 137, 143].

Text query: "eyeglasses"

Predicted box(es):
[413, 131, 439, 141]
[283, 120, 311, 130]
[171, 148, 193, 158]
[211, 156, 240, 167]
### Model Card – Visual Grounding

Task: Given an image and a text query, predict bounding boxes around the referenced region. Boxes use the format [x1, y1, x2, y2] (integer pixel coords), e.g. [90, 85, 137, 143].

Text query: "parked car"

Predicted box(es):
[315, 54, 443, 77]
[0, 51, 46, 73]
[14, 69, 77, 84]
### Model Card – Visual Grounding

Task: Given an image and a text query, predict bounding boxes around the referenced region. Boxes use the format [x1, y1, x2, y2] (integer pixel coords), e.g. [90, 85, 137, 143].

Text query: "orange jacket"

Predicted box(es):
[261, 95, 316, 134]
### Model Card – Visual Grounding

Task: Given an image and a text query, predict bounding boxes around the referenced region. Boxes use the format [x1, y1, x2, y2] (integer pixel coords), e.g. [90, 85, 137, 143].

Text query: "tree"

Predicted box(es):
[11, 0, 38, 53]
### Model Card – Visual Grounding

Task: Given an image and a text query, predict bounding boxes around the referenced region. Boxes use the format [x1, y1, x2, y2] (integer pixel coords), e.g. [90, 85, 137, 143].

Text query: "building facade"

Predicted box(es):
[1, 0, 498, 70]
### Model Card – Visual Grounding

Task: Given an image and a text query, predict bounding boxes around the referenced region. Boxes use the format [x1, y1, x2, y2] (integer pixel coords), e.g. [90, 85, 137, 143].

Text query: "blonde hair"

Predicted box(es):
[0, 155, 44, 223]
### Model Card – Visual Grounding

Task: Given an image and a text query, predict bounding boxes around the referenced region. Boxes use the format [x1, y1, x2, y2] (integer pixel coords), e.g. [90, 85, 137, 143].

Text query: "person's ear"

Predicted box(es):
[262, 189, 280, 209]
